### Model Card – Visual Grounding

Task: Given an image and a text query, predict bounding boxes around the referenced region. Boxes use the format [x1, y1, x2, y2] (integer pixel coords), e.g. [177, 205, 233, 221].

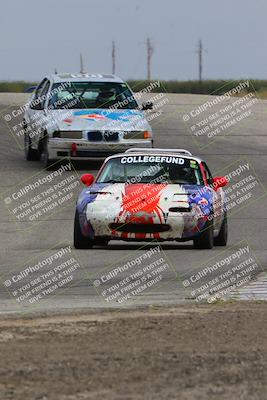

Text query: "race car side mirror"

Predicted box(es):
[142, 101, 153, 110]
[213, 176, 228, 191]
[24, 86, 37, 93]
[81, 174, 94, 187]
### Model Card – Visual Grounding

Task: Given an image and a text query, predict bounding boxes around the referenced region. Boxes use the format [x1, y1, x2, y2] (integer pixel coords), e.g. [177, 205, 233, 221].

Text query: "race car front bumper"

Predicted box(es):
[48, 138, 153, 160]
[80, 204, 208, 241]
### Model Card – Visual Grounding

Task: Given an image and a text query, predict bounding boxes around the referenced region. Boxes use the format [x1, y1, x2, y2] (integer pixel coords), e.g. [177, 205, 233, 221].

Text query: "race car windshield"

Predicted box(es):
[97, 156, 204, 185]
[48, 82, 139, 110]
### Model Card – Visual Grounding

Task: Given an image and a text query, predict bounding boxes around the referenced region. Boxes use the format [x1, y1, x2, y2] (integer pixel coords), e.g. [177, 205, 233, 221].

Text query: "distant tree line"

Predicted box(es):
[0, 79, 267, 95]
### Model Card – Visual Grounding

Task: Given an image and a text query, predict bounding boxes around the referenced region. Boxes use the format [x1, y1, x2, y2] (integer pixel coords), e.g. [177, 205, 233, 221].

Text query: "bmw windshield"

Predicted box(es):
[48, 82, 139, 110]
[97, 156, 204, 185]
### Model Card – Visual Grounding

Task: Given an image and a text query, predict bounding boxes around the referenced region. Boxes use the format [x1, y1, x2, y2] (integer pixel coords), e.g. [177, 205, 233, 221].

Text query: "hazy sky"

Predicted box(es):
[0, 0, 266, 82]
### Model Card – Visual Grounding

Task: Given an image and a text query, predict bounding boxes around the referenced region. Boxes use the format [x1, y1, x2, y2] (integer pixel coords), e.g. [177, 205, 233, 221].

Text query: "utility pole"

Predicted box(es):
[197, 40, 203, 83]
[80, 53, 85, 74]
[112, 41, 116, 75]
[146, 37, 154, 81]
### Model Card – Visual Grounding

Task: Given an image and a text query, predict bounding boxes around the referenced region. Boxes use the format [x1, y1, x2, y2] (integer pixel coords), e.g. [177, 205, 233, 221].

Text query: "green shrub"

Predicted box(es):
[127, 79, 267, 95]
[0, 81, 37, 93]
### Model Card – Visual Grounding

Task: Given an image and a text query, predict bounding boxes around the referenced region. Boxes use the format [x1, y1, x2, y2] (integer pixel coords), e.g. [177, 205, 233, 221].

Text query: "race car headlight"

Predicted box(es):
[123, 131, 152, 139]
[53, 131, 61, 138]
[143, 130, 152, 139]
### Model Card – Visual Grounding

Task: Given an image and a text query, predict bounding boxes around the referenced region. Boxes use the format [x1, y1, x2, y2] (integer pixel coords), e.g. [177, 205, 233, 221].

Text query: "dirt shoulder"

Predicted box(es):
[0, 302, 267, 400]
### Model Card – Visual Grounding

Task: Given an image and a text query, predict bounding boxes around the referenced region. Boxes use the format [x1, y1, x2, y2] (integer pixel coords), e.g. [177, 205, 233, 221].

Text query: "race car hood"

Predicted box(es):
[46, 109, 150, 132]
[77, 183, 213, 216]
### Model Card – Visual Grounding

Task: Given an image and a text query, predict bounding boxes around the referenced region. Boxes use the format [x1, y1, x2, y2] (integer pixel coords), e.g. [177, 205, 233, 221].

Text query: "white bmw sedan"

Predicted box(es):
[23, 73, 153, 168]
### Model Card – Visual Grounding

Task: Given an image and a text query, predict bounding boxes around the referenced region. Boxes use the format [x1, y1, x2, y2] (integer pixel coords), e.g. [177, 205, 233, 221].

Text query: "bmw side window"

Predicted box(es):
[34, 80, 46, 100]
[39, 80, 50, 109]
[30, 79, 46, 110]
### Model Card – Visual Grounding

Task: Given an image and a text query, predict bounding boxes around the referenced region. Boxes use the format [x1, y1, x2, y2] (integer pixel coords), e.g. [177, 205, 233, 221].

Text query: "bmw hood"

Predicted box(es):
[47, 109, 151, 132]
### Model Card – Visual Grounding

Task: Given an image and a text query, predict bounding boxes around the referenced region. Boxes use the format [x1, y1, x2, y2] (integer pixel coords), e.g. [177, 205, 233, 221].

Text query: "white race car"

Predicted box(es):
[74, 148, 228, 249]
[23, 73, 153, 167]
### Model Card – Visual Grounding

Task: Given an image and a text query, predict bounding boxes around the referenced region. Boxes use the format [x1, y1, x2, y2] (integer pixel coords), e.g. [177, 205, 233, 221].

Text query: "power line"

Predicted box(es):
[197, 40, 203, 83]
[146, 37, 154, 80]
[80, 53, 85, 74]
[196, 40, 207, 82]
[112, 41, 116, 75]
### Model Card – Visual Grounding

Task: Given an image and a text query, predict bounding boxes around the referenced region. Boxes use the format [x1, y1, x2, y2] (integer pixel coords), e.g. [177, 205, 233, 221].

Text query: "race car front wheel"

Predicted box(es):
[94, 238, 110, 246]
[74, 211, 94, 249]
[214, 212, 228, 246]
[193, 219, 214, 249]
[74, 212, 110, 249]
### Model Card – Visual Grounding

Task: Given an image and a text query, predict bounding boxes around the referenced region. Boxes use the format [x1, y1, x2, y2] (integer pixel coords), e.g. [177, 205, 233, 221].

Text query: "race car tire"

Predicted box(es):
[214, 212, 228, 246]
[41, 136, 55, 170]
[94, 238, 109, 247]
[24, 131, 40, 161]
[74, 211, 94, 249]
[193, 219, 214, 249]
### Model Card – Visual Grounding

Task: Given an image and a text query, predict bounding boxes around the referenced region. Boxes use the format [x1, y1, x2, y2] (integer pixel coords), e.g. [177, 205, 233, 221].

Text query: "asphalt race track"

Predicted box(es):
[0, 92, 266, 314]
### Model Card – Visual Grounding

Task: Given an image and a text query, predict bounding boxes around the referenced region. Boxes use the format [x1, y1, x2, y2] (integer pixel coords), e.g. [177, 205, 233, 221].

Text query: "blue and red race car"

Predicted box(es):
[74, 148, 228, 249]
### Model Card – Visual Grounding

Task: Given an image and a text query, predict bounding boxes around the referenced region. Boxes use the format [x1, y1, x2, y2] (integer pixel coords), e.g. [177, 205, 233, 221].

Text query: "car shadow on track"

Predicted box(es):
[94, 242, 195, 251]
[71, 160, 103, 171]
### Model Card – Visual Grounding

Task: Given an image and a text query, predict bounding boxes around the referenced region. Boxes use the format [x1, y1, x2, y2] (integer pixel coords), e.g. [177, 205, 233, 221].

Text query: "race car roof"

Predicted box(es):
[48, 73, 124, 84]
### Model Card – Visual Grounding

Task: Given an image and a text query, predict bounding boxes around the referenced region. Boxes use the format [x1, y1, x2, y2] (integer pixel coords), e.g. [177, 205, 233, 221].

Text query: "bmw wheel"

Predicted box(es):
[41, 136, 54, 169]
[24, 129, 40, 161]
